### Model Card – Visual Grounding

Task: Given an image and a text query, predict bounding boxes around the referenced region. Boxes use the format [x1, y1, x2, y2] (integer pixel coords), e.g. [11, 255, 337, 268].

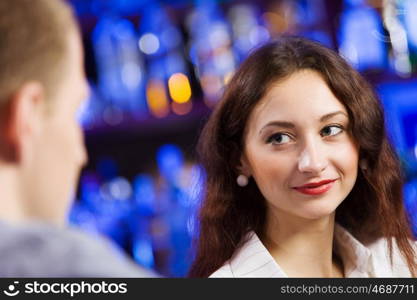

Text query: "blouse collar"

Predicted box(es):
[227, 224, 375, 277]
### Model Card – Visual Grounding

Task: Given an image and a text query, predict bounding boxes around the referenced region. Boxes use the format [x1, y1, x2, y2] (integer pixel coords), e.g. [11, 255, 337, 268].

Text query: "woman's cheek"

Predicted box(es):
[331, 141, 359, 176]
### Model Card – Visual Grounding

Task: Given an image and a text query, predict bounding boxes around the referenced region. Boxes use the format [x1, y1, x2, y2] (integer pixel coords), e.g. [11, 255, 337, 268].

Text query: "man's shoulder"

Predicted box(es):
[0, 221, 155, 277]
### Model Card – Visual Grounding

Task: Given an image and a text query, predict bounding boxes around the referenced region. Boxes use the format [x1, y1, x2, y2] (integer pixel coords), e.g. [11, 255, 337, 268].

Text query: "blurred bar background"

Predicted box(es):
[64, 0, 417, 277]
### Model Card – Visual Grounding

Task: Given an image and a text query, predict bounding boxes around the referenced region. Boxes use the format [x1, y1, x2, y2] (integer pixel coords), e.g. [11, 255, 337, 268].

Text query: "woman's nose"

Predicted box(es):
[297, 140, 328, 174]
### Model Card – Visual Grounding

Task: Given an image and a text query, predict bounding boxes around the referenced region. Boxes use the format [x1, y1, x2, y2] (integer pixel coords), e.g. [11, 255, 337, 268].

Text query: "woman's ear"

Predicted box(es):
[237, 153, 251, 177]
[235, 153, 251, 187]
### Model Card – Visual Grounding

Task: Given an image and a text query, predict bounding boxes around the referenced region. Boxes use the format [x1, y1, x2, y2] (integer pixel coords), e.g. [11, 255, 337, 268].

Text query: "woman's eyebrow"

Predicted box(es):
[259, 111, 348, 134]
[320, 111, 348, 122]
[260, 121, 295, 134]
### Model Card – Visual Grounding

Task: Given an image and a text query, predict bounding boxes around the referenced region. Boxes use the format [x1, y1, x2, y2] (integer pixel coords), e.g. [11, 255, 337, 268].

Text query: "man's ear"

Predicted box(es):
[0, 82, 45, 163]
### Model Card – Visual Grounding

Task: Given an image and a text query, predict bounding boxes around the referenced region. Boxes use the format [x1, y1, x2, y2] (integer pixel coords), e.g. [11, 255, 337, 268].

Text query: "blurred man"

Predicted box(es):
[0, 0, 154, 277]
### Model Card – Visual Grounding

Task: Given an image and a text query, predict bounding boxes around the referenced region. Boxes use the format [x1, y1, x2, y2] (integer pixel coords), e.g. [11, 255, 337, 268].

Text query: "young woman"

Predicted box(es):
[188, 37, 417, 277]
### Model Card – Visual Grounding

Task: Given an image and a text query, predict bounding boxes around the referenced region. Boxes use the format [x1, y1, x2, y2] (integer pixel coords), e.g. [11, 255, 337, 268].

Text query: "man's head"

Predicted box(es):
[0, 0, 89, 225]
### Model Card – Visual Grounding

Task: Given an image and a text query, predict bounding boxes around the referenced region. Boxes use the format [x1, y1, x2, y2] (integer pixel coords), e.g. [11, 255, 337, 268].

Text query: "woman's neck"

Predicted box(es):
[262, 210, 344, 278]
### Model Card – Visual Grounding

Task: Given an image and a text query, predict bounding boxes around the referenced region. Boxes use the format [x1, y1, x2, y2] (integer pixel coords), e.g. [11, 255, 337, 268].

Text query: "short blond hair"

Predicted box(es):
[0, 0, 78, 105]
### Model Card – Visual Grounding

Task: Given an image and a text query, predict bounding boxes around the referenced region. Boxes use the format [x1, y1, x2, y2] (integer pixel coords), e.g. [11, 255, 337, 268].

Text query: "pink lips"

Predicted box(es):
[293, 179, 337, 196]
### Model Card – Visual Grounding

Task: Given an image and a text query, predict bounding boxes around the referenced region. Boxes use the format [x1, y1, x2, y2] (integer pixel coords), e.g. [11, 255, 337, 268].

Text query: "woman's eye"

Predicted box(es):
[321, 125, 343, 137]
[266, 133, 291, 145]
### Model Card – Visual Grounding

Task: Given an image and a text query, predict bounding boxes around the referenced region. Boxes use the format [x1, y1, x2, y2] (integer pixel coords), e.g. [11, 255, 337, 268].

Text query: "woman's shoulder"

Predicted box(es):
[366, 237, 416, 277]
[209, 231, 286, 278]
[208, 231, 257, 278]
[366, 236, 417, 256]
[209, 262, 234, 277]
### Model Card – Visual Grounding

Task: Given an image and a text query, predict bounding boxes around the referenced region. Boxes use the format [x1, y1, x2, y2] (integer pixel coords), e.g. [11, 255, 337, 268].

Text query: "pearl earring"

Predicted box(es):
[237, 174, 248, 187]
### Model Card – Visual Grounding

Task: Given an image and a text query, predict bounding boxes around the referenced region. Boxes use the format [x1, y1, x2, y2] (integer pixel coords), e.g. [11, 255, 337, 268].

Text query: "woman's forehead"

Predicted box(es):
[247, 70, 348, 129]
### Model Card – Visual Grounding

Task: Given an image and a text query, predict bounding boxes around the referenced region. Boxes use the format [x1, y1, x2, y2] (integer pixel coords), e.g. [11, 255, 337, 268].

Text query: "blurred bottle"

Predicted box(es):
[130, 174, 157, 269]
[382, 0, 412, 77]
[397, 0, 417, 74]
[402, 0, 417, 48]
[186, 0, 237, 107]
[338, 0, 387, 71]
[138, 2, 193, 118]
[228, 4, 270, 62]
[295, 0, 332, 47]
[68, 172, 103, 236]
[155, 144, 194, 276]
[77, 82, 104, 130]
[92, 13, 147, 123]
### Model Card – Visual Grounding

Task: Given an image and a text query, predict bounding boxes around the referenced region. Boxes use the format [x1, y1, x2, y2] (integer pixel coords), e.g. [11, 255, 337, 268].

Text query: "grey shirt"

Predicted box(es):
[0, 221, 156, 277]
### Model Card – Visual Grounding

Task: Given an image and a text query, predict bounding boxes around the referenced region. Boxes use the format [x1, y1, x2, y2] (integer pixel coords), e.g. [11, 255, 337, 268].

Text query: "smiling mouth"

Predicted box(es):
[292, 179, 338, 196]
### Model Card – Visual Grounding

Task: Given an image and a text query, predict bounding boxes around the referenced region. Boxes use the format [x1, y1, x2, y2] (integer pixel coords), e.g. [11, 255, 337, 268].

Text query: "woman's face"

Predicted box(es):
[241, 69, 359, 221]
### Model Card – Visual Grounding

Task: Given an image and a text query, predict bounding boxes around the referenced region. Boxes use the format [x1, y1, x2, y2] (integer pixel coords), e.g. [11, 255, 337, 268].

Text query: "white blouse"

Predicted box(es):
[210, 224, 416, 277]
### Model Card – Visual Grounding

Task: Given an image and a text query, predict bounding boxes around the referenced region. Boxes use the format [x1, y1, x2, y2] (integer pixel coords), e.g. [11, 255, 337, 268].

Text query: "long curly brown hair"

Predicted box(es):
[188, 37, 417, 277]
